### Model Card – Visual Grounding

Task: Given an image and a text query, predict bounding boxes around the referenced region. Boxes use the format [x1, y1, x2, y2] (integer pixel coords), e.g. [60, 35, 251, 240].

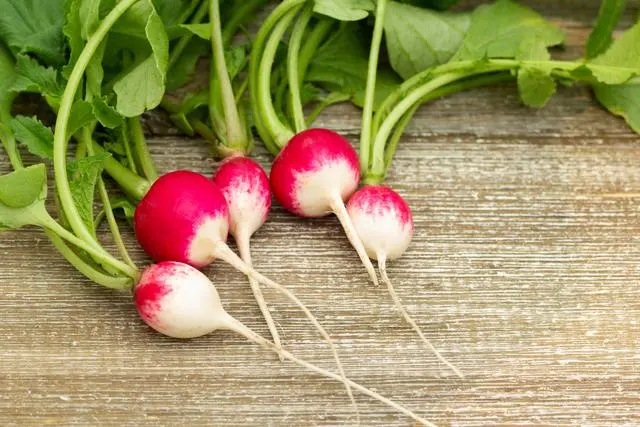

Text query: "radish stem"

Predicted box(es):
[330, 192, 380, 287]
[286, 4, 313, 133]
[235, 229, 284, 360]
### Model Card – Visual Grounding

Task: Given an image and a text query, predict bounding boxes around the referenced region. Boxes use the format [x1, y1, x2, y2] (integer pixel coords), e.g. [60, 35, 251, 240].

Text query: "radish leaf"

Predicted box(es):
[0, 164, 50, 231]
[452, 0, 564, 61]
[8, 54, 63, 98]
[68, 152, 112, 234]
[586, 0, 627, 59]
[313, 0, 374, 21]
[594, 84, 640, 133]
[588, 21, 640, 84]
[9, 115, 54, 160]
[384, 1, 470, 79]
[0, 0, 66, 66]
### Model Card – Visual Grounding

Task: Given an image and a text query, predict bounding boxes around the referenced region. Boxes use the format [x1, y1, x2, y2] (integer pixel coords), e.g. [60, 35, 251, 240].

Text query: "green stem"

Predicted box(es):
[45, 230, 133, 290]
[120, 120, 138, 174]
[210, 0, 247, 153]
[128, 117, 158, 181]
[297, 18, 334, 85]
[52, 0, 138, 254]
[167, 0, 208, 71]
[256, 5, 300, 148]
[0, 125, 23, 170]
[379, 72, 516, 182]
[84, 128, 136, 270]
[249, 0, 306, 153]
[93, 141, 150, 202]
[41, 214, 138, 280]
[360, 0, 387, 173]
[286, 4, 313, 133]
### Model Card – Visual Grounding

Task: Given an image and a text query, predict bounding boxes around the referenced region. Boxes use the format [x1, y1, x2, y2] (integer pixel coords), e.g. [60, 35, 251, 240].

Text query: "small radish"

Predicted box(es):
[345, 0, 462, 378]
[212, 156, 283, 355]
[347, 185, 463, 378]
[133, 170, 356, 411]
[134, 260, 434, 426]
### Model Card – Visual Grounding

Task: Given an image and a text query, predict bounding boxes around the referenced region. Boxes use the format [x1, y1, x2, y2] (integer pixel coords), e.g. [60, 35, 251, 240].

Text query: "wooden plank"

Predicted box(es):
[2, 1, 640, 426]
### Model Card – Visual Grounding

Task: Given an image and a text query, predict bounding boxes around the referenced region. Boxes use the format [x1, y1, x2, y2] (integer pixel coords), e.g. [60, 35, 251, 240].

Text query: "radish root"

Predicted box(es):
[379, 255, 463, 379]
[235, 230, 284, 360]
[330, 192, 380, 286]
[225, 315, 434, 426]
[214, 242, 359, 420]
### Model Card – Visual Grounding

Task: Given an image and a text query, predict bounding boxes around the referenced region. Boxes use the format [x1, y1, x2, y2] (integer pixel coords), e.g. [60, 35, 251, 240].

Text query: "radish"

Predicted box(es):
[134, 260, 434, 426]
[212, 156, 282, 354]
[249, 2, 379, 286]
[351, 0, 463, 377]
[133, 169, 357, 412]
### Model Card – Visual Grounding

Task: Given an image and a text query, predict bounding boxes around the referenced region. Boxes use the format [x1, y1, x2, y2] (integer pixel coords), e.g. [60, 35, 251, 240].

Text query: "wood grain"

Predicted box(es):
[2, 2, 640, 426]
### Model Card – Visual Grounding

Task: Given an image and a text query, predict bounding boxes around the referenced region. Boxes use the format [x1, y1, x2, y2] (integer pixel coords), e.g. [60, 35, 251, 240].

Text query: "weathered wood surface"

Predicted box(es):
[2, 2, 640, 426]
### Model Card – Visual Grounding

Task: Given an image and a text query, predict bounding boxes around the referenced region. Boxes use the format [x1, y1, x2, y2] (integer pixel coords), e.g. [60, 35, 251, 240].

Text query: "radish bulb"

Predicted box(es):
[212, 156, 283, 355]
[347, 185, 463, 378]
[134, 261, 434, 426]
[133, 170, 356, 409]
[269, 128, 380, 286]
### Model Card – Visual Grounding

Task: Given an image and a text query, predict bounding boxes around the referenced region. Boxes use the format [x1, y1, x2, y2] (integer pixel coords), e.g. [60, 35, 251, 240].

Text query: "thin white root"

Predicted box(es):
[235, 230, 284, 361]
[379, 255, 464, 379]
[330, 192, 380, 286]
[225, 316, 435, 426]
[214, 242, 359, 421]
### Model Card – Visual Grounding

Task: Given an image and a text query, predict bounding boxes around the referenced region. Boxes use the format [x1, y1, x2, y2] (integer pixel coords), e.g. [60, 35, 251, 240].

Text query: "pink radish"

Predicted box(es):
[347, 185, 463, 378]
[212, 156, 283, 355]
[269, 128, 380, 286]
[134, 261, 434, 426]
[133, 170, 356, 411]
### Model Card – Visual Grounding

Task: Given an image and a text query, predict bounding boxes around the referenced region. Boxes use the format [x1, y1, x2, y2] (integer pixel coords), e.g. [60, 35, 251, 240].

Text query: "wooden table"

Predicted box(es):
[2, 1, 639, 425]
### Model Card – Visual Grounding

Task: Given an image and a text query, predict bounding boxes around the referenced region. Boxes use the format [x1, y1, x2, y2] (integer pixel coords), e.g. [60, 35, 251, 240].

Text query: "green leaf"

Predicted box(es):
[92, 97, 123, 128]
[384, 1, 470, 79]
[517, 67, 556, 108]
[0, 164, 50, 231]
[63, 0, 83, 79]
[180, 23, 211, 40]
[0, 43, 17, 119]
[0, 0, 66, 66]
[111, 0, 168, 117]
[96, 197, 136, 228]
[307, 24, 401, 108]
[165, 38, 208, 91]
[67, 152, 111, 234]
[586, 0, 627, 60]
[10, 115, 54, 160]
[313, 0, 374, 21]
[594, 83, 640, 134]
[452, 0, 565, 61]
[113, 56, 165, 117]
[588, 21, 640, 84]
[0, 163, 47, 208]
[79, 0, 102, 40]
[67, 101, 95, 137]
[516, 34, 551, 61]
[8, 54, 63, 98]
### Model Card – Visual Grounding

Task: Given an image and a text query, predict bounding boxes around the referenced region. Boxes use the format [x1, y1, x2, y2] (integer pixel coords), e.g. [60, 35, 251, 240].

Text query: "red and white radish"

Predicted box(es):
[269, 128, 380, 286]
[133, 169, 356, 409]
[212, 156, 283, 354]
[134, 261, 434, 426]
[348, 186, 463, 378]
[344, 0, 462, 378]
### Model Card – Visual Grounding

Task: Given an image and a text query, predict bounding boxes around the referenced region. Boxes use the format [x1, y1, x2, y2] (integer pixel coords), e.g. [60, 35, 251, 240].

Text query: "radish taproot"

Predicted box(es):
[134, 260, 434, 425]
[249, 1, 379, 286]
[352, 0, 463, 377]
